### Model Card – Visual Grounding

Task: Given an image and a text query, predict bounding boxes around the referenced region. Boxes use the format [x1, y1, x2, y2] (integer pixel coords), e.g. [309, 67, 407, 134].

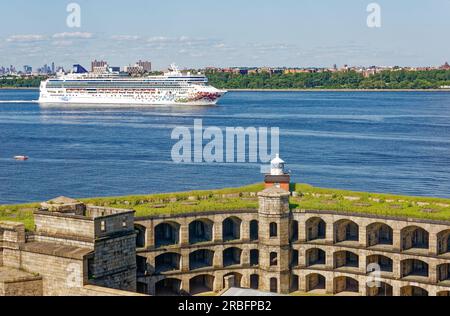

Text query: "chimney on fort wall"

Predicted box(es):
[40, 196, 86, 215]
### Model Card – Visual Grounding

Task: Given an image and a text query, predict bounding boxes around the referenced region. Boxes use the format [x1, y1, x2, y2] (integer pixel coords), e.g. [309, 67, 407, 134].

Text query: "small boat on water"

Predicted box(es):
[14, 155, 29, 161]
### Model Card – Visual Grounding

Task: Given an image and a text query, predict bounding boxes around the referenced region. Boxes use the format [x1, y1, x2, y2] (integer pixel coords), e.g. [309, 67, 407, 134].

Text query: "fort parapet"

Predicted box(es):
[0, 197, 139, 296]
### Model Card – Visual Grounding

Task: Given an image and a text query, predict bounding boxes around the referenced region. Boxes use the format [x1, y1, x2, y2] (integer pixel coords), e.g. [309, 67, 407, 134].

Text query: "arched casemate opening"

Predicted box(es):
[401, 226, 429, 251]
[189, 249, 214, 271]
[270, 278, 278, 293]
[366, 254, 393, 272]
[155, 252, 181, 273]
[189, 275, 214, 295]
[250, 274, 259, 289]
[136, 256, 148, 275]
[437, 291, 450, 296]
[305, 273, 326, 292]
[222, 217, 242, 242]
[223, 272, 242, 288]
[290, 274, 299, 292]
[333, 276, 359, 294]
[306, 248, 326, 267]
[189, 219, 213, 244]
[290, 220, 299, 242]
[250, 249, 259, 266]
[306, 217, 326, 241]
[154, 222, 179, 248]
[250, 220, 259, 241]
[291, 249, 299, 267]
[401, 259, 429, 278]
[437, 263, 450, 282]
[366, 282, 393, 296]
[135, 224, 146, 248]
[155, 278, 182, 296]
[334, 219, 359, 243]
[334, 251, 359, 269]
[437, 229, 450, 255]
[400, 286, 428, 296]
[366, 222, 393, 246]
[223, 247, 242, 267]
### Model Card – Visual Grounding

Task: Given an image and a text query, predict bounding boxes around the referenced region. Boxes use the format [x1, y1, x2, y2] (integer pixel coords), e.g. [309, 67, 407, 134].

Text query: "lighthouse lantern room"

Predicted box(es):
[264, 154, 291, 192]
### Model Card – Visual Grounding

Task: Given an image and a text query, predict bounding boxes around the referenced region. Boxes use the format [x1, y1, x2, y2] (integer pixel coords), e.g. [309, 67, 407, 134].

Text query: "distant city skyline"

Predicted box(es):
[2, 60, 450, 77]
[1, 0, 450, 69]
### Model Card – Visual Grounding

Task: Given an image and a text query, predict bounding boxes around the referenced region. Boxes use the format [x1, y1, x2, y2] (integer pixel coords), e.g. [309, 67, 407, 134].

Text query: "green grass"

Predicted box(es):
[81, 183, 264, 217]
[292, 184, 450, 221]
[1, 183, 450, 232]
[0, 203, 39, 231]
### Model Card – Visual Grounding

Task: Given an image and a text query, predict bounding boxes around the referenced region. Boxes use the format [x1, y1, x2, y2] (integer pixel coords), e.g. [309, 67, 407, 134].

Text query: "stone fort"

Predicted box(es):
[1, 156, 450, 296]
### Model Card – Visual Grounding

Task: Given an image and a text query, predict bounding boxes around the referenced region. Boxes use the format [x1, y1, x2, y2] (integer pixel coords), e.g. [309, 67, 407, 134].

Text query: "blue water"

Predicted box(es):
[1, 89, 450, 204]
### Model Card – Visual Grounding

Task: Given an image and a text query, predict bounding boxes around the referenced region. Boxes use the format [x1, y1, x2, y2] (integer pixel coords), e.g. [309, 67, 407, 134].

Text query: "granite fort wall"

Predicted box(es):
[135, 190, 450, 296]
[2, 191, 450, 296]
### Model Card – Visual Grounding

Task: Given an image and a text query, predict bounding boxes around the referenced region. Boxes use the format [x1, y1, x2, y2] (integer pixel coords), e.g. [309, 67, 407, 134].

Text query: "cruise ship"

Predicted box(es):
[38, 64, 227, 106]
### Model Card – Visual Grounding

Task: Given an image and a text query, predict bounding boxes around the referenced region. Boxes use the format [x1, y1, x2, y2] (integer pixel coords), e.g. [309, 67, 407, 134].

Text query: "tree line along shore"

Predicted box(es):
[205, 69, 450, 90]
[1, 70, 450, 90]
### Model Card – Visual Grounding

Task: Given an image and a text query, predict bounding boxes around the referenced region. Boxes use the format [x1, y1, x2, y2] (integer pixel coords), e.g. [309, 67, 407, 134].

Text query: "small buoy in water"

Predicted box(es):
[14, 155, 29, 161]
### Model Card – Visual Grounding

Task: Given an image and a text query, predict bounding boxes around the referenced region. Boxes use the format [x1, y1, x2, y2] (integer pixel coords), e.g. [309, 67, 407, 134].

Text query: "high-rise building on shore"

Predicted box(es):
[91, 60, 108, 72]
[23, 65, 32, 74]
[137, 60, 152, 72]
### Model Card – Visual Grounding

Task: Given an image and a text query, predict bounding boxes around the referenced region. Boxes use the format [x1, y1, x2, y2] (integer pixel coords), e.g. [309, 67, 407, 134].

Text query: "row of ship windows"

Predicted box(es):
[48, 94, 179, 98]
[47, 90, 188, 94]
[50, 79, 206, 83]
[47, 82, 200, 87]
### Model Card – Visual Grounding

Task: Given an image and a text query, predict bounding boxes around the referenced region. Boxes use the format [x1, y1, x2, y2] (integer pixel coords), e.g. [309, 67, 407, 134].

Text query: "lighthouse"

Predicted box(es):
[264, 154, 291, 192]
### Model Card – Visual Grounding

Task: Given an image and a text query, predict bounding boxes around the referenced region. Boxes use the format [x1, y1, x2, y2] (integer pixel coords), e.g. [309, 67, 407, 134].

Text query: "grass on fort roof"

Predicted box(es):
[82, 183, 265, 217]
[0, 203, 38, 231]
[1, 183, 450, 231]
[291, 184, 450, 221]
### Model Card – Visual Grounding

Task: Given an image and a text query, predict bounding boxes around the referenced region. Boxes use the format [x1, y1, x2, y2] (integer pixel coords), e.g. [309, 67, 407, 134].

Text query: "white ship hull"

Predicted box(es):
[38, 92, 225, 106]
[38, 65, 227, 106]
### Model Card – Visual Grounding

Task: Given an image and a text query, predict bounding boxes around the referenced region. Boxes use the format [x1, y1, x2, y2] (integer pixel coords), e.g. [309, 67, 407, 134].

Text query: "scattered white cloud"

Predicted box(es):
[110, 35, 141, 41]
[2, 32, 422, 70]
[147, 36, 175, 43]
[146, 36, 220, 47]
[51, 40, 74, 47]
[52, 32, 93, 39]
[6, 34, 47, 42]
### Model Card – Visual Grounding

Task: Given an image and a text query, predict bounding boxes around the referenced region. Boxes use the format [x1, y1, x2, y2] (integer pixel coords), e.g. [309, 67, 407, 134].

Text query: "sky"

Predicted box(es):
[0, 0, 450, 70]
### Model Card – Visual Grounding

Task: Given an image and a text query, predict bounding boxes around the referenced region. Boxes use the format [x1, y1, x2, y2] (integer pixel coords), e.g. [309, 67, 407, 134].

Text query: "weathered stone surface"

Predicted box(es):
[2, 192, 450, 297]
[135, 190, 450, 296]
[0, 200, 140, 296]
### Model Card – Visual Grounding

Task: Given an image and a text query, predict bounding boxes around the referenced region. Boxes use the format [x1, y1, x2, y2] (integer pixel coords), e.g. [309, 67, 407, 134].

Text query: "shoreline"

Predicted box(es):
[0, 87, 38, 90]
[228, 88, 450, 92]
[1, 87, 450, 92]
